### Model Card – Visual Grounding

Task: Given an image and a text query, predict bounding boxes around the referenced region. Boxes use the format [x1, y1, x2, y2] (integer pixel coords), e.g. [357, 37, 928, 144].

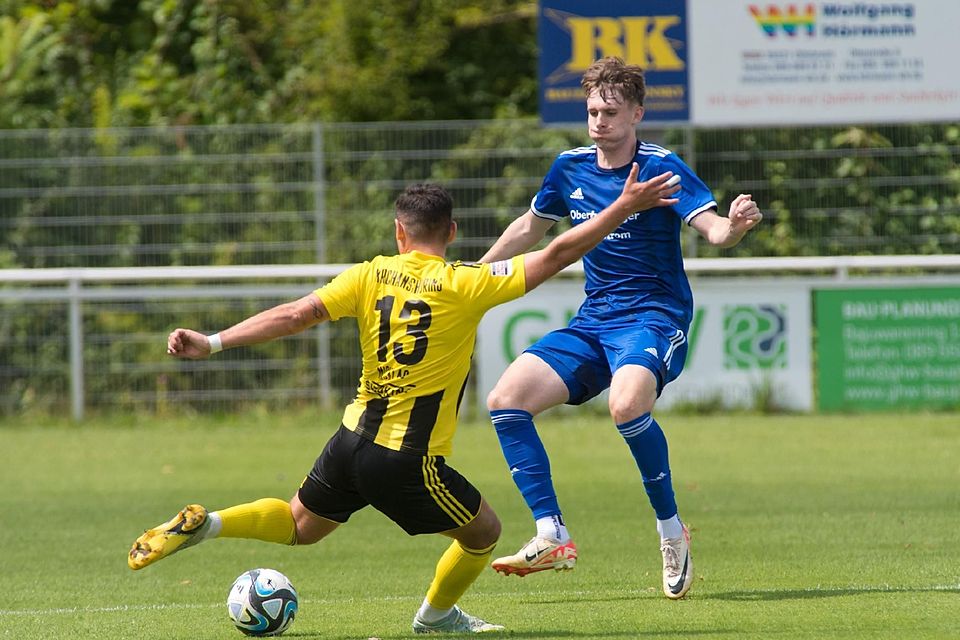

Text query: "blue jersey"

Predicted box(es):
[531, 141, 717, 327]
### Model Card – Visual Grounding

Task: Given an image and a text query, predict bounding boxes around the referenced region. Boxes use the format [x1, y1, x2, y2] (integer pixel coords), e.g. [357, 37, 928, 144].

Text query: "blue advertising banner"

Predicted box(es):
[538, 0, 690, 124]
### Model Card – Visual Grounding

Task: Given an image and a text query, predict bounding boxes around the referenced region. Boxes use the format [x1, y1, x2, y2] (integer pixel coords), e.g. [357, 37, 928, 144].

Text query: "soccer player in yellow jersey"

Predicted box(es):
[128, 166, 680, 634]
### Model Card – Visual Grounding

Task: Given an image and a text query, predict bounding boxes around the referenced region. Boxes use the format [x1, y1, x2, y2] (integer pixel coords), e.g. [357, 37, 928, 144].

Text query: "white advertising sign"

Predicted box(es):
[688, 0, 960, 125]
[476, 279, 813, 412]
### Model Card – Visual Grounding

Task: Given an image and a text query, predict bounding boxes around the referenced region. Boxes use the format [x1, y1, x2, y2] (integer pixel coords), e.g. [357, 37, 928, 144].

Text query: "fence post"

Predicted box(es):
[313, 123, 333, 409]
[313, 123, 328, 265]
[684, 125, 699, 259]
[68, 277, 85, 421]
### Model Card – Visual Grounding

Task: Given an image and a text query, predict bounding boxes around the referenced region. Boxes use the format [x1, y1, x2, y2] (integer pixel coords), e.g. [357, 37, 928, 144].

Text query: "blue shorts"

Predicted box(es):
[525, 312, 688, 405]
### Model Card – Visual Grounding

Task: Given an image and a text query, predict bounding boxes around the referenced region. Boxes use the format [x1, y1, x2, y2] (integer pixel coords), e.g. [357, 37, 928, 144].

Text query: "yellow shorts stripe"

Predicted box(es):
[421, 456, 472, 525]
[423, 457, 472, 524]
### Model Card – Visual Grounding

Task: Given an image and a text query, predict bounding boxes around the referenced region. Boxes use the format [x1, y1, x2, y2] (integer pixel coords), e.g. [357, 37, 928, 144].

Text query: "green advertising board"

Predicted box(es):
[816, 287, 960, 410]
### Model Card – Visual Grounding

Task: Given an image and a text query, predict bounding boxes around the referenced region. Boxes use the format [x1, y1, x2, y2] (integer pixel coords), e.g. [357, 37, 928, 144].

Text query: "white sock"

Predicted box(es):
[536, 515, 570, 543]
[204, 511, 223, 539]
[657, 515, 683, 540]
[416, 598, 453, 623]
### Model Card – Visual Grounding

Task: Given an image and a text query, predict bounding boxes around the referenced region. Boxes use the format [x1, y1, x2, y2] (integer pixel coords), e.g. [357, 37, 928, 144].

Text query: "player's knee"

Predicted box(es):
[486, 384, 516, 411]
[608, 394, 655, 424]
[490, 512, 502, 542]
[477, 519, 501, 549]
[474, 511, 502, 549]
[464, 501, 501, 549]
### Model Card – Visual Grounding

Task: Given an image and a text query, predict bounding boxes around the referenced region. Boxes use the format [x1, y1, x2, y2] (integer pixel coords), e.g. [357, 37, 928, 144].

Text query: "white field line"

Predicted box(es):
[0, 589, 614, 617]
[1, 584, 957, 617]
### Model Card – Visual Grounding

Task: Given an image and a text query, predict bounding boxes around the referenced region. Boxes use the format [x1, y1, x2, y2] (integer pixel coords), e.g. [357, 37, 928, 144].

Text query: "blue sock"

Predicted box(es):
[617, 413, 678, 521]
[490, 409, 560, 520]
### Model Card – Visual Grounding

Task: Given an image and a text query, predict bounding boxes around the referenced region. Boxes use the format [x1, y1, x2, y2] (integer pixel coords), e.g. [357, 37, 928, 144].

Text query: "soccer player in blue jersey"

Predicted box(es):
[481, 57, 763, 599]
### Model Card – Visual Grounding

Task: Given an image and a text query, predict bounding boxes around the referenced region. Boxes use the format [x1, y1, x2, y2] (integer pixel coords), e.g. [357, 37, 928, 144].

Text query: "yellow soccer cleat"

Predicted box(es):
[490, 536, 577, 577]
[128, 504, 210, 570]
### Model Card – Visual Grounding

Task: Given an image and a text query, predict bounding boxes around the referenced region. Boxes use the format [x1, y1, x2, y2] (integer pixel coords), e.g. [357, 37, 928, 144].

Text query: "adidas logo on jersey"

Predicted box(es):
[645, 347, 659, 358]
[569, 187, 584, 200]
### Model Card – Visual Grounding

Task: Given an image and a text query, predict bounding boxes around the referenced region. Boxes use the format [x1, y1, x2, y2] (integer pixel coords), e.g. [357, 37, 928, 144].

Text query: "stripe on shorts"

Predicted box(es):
[421, 456, 472, 525]
[664, 329, 686, 368]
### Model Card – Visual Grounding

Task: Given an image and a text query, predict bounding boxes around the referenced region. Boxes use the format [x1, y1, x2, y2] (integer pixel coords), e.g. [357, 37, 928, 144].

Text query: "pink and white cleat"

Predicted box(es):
[491, 536, 578, 577]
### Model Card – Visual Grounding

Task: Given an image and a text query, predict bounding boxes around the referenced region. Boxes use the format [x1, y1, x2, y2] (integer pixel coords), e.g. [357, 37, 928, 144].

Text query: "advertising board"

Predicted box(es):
[476, 280, 813, 411]
[539, 1, 960, 126]
[816, 286, 960, 410]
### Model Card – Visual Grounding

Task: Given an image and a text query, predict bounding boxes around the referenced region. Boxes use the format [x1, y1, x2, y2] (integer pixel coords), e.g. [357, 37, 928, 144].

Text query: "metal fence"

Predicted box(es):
[5, 119, 958, 268]
[2, 120, 959, 417]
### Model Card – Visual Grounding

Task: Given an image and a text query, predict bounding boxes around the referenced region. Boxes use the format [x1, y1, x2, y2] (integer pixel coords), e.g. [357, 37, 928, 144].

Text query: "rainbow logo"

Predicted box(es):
[749, 4, 817, 37]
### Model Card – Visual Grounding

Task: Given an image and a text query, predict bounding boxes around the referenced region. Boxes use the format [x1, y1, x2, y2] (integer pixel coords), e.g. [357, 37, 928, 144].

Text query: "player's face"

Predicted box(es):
[585, 89, 643, 150]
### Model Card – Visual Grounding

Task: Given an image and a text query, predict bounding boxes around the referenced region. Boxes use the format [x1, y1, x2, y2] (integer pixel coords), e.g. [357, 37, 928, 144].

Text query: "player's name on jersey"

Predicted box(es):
[375, 268, 443, 293]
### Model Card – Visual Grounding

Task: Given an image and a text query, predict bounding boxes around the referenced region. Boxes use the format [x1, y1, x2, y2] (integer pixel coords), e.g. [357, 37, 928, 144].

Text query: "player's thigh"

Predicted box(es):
[486, 352, 569, 414]
[602, 317, 688, 420]
[357, 447, 484, 537]
[296, 426, 370, 537]
[491, 326, 611, 410]
[289, 493, 340, 545]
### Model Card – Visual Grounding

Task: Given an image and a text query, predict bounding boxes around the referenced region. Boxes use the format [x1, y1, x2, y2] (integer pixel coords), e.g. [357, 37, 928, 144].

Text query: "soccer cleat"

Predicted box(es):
[128, 504, 210, 570]
[412, 606, 505, 634]
[490, 536, 577, 577]
[661, 524, 693, 599]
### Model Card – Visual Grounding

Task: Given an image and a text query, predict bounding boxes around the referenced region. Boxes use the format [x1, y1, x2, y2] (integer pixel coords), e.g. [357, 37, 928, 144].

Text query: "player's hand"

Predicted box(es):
[167, 328, 214, 359]
[727, 194, 763, 235]
[617, 165, 681, 212]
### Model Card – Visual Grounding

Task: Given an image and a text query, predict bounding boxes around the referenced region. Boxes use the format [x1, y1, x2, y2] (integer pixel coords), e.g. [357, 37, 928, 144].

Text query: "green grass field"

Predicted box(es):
[1, 411, 957, 639]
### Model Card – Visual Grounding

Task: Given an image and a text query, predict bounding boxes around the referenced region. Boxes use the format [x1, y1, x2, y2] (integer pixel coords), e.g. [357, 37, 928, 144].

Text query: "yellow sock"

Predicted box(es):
[215, 498, 297, 545]
[425, 541, 496, 609]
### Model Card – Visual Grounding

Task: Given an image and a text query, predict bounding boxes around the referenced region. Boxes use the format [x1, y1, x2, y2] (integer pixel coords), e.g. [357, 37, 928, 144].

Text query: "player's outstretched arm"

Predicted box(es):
[690, 194, 763, 248]
[521, 165, 679, 291]
[167, 293, 330, 359]
[479, 209, 555, 263]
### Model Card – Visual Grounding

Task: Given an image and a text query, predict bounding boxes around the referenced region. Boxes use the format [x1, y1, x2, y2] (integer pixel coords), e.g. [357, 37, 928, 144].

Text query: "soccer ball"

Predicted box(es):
[226, 568, 299, 636]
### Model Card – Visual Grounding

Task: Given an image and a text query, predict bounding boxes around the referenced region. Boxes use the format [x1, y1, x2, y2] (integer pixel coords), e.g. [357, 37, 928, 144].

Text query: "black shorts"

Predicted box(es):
[297, 425, 482, 535]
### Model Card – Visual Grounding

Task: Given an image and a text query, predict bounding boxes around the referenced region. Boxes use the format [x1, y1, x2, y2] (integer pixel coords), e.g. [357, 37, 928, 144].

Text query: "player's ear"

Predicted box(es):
[446, 220, 457, 244]
[395, 218, 406, 247]
[633, 104, 645, 125]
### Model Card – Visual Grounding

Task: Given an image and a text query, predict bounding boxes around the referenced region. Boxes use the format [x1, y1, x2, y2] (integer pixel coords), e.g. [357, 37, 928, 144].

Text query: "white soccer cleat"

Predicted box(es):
[661, 524, 693, 599]
[412, 606, 505, 634]
[490, 536, 578, 577]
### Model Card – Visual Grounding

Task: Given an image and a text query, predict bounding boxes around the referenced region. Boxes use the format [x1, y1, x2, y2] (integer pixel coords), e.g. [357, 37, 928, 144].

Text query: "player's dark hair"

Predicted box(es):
[394, 183, 454, 242]
[581, 56, 646, 106]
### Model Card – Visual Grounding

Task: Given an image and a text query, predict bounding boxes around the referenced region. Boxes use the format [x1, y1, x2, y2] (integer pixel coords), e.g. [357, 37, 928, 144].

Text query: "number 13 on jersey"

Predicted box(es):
[374, 295, 432, 366]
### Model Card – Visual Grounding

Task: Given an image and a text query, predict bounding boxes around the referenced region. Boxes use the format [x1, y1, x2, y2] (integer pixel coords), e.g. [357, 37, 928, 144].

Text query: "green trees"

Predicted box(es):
[689, 124, 960, 257]
[2, 0, 958, 265]
[3, 1, 956, 260]
[0, 0, 538, 129]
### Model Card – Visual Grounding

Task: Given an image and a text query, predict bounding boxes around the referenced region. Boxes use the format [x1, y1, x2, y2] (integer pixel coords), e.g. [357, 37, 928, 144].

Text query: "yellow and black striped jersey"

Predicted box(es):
[315, 250, 526, 456]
